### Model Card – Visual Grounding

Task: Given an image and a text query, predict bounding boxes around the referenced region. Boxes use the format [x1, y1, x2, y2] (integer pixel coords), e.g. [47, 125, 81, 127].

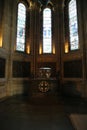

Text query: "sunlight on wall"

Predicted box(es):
[65, 42, 69, 53]
[0, 35, 2, 47]
[26, 45, 30, 54]
[39, 44, 42, 54]
[53, 44, 55, 54]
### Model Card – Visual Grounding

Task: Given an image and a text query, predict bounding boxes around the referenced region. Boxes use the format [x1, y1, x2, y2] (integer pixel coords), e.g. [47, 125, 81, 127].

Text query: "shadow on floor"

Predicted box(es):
[0, 94, 86, 130]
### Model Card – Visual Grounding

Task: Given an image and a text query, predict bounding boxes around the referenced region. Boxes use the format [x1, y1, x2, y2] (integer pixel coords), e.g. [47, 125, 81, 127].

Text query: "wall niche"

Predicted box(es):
[0, 58, 6, 78]
[63, 59, 83, 78]
[12, 61, 31, 78]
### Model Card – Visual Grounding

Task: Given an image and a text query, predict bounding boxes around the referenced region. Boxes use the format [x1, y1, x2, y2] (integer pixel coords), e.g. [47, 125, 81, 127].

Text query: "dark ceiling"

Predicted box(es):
[29, 0, 50, 6]
[38, 0, 50, 5]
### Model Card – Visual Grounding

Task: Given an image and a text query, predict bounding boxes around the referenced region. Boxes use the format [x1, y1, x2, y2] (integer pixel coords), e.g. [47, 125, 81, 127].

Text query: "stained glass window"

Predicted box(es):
[69, 0, 79, 50]
[43, 8, 52, 53]
[16, 3, 26, 52]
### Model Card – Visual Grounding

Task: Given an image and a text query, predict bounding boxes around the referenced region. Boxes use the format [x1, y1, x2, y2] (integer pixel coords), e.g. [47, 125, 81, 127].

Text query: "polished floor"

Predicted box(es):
[0, 93, 87, 130]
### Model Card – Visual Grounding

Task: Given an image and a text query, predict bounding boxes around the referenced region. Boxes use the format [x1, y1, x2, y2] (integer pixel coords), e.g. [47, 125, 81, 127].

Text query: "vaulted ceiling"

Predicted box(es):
[27, 0, 64, 6]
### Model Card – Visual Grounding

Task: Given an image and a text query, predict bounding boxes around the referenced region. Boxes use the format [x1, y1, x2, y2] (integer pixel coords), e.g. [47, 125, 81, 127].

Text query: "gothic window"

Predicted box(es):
[64, 0, 79, 52]
[68, 0, 79, 50]
[16, 3, 26, 52]
[43, 8, 52, 53]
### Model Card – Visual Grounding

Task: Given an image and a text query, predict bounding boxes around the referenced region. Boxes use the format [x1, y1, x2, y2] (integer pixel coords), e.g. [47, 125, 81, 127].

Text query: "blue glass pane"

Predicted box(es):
[16, 3, 26, 52]
[43, 8, 52, 53]
[69, 0, 79, 50]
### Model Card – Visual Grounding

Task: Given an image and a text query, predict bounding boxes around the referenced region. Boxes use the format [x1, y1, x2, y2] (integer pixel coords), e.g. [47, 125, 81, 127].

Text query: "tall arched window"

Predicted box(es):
[16, 3, 26, 52]
[43, 8, 52, 53]
[68, 0, 79, 50]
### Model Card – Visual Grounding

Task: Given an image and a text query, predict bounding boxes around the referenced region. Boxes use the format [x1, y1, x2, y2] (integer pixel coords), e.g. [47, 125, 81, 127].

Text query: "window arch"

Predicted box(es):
[16, 3, 26, 52]
[68, 0, 79, 50]
[64, 0, 79, 52]
[43, 7, 52, 53]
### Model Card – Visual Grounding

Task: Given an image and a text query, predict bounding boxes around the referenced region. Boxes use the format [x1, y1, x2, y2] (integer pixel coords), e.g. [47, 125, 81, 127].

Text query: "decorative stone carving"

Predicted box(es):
[39, 67, 51, 78]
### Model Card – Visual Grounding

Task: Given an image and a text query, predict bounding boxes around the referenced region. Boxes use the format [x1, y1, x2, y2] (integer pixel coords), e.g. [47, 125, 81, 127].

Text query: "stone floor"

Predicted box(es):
[0, 94, 87, 130]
